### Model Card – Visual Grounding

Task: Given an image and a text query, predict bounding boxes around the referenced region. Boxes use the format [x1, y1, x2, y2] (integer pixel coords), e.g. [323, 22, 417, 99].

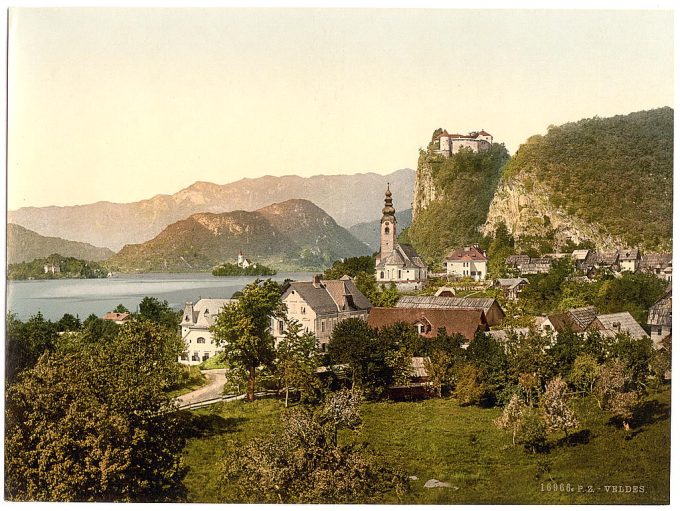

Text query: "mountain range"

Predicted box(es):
[8, 169, 415, 252]
[107, 199, 371, 272]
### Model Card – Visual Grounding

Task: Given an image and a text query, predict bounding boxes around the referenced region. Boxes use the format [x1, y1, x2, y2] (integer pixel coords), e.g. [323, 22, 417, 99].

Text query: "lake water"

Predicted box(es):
[6, 272, 317, 322]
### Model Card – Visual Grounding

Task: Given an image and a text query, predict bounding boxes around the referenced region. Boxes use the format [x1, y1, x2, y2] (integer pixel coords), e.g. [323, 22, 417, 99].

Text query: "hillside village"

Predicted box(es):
[6, 115, 673, 505]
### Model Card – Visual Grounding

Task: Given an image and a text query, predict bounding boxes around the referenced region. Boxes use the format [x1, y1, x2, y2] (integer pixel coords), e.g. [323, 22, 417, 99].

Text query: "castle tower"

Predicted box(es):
[380, 183, 397, 261]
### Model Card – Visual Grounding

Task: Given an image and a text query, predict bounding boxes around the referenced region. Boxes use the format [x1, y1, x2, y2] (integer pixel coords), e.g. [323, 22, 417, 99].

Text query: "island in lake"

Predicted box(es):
[7, 253, 109, 280]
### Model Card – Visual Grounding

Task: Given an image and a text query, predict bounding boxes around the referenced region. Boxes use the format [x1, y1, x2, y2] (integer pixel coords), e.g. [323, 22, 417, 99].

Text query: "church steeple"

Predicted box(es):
[379, 183, 397, 260]
[381, 183, 396, 221]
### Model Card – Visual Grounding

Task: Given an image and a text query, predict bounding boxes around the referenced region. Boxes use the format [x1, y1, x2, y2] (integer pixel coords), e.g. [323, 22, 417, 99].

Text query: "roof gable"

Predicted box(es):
[368, 307, 489, 340]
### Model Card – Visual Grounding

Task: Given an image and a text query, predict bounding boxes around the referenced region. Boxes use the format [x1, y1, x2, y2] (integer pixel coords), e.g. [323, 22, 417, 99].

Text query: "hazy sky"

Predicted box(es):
[7, 8, 674, 210]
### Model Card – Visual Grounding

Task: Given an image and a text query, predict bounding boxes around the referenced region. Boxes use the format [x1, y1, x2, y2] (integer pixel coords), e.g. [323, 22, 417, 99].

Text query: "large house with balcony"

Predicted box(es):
[179, 298, 235, 364]
[275, 275, 372, 352]
[445, 245, 488, 281]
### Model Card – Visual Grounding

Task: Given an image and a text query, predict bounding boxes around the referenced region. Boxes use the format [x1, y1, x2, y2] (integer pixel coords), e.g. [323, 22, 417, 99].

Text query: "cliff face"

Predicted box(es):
[412, 150, 438, 219]
[405, 143, 508, 264]
[482, 178, 626, 251]
[482, 107, 673, 252]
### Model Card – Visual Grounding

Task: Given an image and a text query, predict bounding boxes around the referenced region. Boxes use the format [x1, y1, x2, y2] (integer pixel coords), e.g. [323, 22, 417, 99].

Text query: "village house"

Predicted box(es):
[617, 248, 640, 273]
[395, 295, 505, 326]
[593, 252, 620, 273]
[434, 129, 493, 157]
[540, 306, 599, 334]
[368, 307, 489, 341]
[647, 287, 672, 349]
[444, 245, 488, 281]
[180, 298, 235, 364]
[375, 185, 428, 290]
[540, 306, 648, 341]
[493, 277, 529, 301]
[505, 254, 531, 269]
[640, 253, 672, 282]
[519, 257, 553, 275]
[276, 275, 372, 352]
[101, 311, 131, 325]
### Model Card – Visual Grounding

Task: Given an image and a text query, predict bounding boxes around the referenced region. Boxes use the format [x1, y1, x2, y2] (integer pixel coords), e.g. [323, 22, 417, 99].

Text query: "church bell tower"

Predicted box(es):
[380, 184, 397, 261]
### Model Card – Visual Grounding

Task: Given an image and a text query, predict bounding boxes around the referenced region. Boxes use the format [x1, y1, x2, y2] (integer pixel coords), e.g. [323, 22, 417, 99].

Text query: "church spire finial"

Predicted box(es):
[382, 183, 395, 219]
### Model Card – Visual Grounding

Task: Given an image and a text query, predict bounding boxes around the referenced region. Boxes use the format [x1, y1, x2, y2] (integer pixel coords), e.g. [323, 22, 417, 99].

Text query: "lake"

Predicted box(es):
[6, 272, 317, 321]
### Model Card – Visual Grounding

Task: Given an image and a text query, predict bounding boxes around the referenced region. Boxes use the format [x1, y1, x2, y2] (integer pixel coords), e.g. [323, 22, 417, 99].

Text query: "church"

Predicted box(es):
[375, 185, 428, 290]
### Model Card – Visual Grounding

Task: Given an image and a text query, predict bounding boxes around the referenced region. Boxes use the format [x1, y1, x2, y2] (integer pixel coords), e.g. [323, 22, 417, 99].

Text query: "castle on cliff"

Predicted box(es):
[435, 129, 493, 156]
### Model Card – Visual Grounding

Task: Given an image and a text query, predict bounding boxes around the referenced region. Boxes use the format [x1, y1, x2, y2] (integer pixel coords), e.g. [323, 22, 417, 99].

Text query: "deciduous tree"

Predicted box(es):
[211, 279, 286, 401]
[541, 376, 578, 439]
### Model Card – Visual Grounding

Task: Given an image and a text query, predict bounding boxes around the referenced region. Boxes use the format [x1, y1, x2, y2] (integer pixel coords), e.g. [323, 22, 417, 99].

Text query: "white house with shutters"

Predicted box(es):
[179, 298, 235, 365]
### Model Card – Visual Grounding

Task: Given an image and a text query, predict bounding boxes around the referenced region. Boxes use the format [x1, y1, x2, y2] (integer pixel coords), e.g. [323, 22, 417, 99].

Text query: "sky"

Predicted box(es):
[7, 7, 674, 210]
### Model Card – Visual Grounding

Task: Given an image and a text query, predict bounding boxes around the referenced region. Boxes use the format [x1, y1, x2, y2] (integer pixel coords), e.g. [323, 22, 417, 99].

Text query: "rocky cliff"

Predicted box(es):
[482, 108, 673, 252]
[405, 140, 509, 264]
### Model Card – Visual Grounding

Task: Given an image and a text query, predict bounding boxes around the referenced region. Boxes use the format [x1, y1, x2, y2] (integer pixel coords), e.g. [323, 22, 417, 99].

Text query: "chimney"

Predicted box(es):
[613, 321, 621, 331]
[313, 274, 323, 288]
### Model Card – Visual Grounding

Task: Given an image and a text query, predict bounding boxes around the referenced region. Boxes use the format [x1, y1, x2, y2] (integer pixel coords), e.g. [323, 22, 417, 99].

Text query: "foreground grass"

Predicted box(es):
[182, 386, 670, 504]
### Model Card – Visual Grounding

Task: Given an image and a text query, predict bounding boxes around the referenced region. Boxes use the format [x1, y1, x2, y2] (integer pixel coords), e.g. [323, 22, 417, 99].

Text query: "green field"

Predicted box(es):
[182, 386, 670, 504]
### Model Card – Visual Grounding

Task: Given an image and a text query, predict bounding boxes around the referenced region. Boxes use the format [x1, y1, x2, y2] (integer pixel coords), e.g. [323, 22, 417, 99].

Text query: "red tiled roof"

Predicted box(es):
[367, 307, 489, 340]
[445, 245, 487, 261]
[479, 130, 492, 136]
[102, 312, 130, 322]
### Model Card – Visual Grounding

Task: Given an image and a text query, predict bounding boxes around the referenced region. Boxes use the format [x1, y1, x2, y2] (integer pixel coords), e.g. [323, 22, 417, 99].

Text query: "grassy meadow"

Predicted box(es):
[181, 386, 670, 504]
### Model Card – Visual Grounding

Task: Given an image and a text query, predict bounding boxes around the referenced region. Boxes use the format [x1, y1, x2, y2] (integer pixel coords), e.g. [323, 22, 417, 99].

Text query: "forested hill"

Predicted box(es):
[405, 141, 509, 265]
[484, 107, 673, 252]
[7, 223, 115, 264]
[108, 199, 371, 272]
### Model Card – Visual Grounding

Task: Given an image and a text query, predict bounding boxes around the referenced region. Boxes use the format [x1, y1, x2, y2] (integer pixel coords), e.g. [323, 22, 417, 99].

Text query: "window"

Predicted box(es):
[384, 226, 390, 234]
[192, 352, 199, 362]
[180, 352, 188, 361]
[380, 271, 384, 279]
[278, 320, 285, 334]
[203, 352, 210, 362]
[197, 337, 206, 344]
[185, 315, 189, 321]
[301, 306, 306, 314]
[321, 321, 326, 333]
[657, 327, 663, 335]
[398, 270, 402, 279]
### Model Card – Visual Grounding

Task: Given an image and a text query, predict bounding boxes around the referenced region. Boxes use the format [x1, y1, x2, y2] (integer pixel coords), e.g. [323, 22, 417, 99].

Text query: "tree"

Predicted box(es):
[516, 409, 548, 454]
[219, 390, 408, 503]
[138, 296, 180, 330]
[56, 313, 81, 332]
[424, 349, 451, 397]
[211, 279, 286, 401]
[5, 311, 59, 382]
[276, 319, 320, 407]
[5, 319, 187, 502]
[454, 363, 487, 406]
[324, 256, 375, 279]
[569, 354, 601, 395]
[593, 358, 640, 430]
[541, 376, 578, 439]
[494, 394, 526, 445]
[114, 304, 130, 314]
